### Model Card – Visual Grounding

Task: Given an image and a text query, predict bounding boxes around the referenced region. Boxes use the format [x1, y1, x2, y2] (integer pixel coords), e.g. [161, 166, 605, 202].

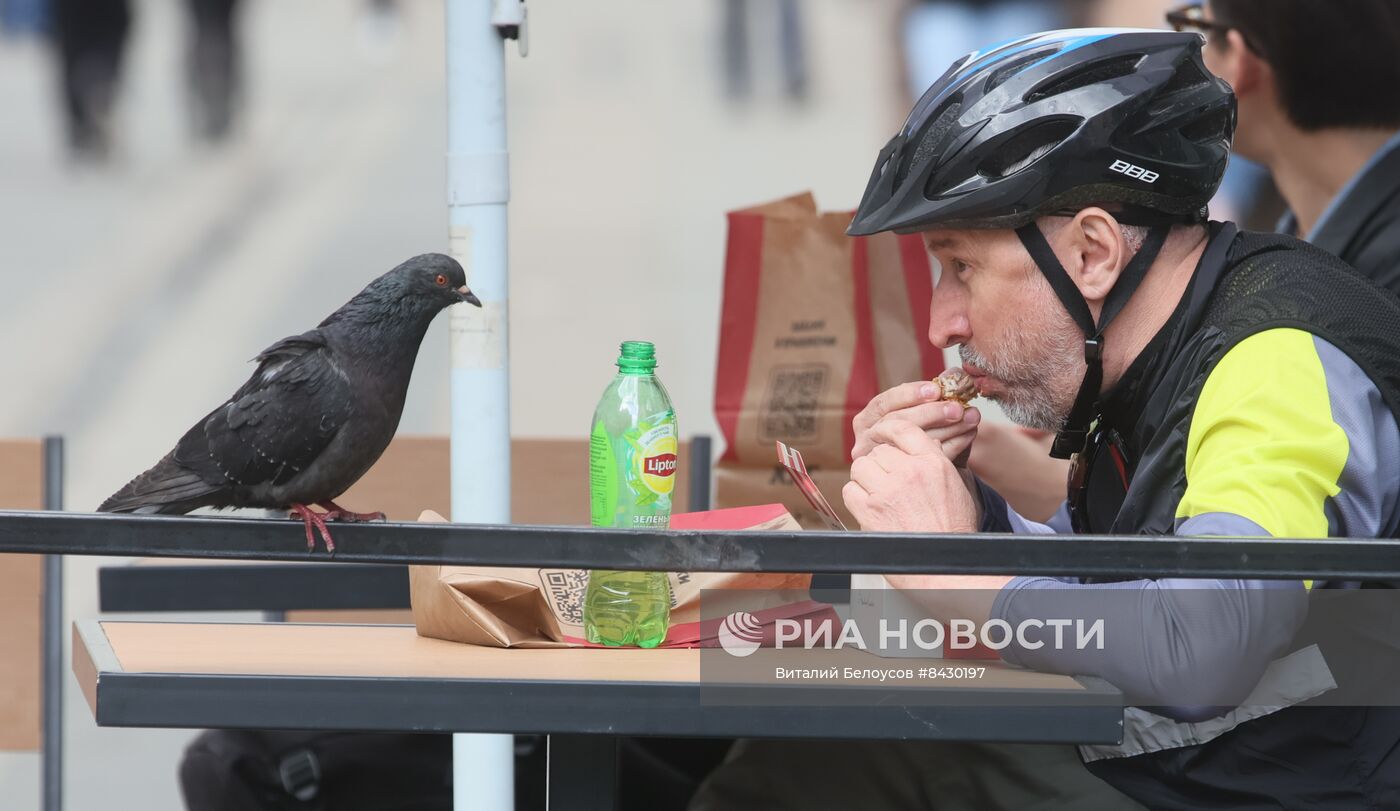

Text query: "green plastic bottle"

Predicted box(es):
[583, 341, 677, 648]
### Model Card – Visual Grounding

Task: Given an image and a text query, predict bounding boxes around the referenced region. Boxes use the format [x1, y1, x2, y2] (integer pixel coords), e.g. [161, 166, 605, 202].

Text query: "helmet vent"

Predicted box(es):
[977, 118, 1079, 180]
[1180, 109, 1232, 144]
[897, 98, 962, 187]
[984, 47, 1061, 93]
[1159, 60, 1209, 96]
[1025, 55, 1143, 103]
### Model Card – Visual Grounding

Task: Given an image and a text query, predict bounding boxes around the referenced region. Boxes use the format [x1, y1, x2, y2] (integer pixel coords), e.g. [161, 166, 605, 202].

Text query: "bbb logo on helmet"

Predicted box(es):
[1110, 159, 1159, 184]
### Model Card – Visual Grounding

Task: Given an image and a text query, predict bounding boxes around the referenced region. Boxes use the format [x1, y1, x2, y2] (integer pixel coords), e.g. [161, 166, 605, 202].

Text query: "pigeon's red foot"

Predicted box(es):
[289, 503, 337, 553]
[317, 500, 387, 523]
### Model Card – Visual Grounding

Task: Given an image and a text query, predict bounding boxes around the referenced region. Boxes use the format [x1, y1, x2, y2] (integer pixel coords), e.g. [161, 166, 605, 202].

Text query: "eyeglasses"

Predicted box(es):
[1165, 3, 1228, 37]
[1165, 2, 1264, 56]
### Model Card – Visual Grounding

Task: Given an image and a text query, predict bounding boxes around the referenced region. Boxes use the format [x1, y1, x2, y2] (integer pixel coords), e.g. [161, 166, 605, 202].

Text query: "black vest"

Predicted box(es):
[1073, 224, 1400, 539]
[1077, 225, 1400, 809]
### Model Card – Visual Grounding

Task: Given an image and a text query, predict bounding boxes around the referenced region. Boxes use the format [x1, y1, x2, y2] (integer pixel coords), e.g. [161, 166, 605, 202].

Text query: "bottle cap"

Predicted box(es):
[617, 341, 657, 373]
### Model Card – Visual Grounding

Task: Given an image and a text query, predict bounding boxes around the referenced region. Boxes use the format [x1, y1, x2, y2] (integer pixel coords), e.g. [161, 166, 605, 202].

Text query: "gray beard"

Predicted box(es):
[996, 393, 1069, 433]
[957, 317, 1082, 432]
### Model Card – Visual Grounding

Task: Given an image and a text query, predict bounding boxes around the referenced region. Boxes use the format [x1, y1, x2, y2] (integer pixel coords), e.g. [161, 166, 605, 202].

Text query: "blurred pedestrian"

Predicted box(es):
[50, 0, 130, 160]
[721, 0, 807, 104]
[186, 0, 241, 143]
[49, 0, 244, 162]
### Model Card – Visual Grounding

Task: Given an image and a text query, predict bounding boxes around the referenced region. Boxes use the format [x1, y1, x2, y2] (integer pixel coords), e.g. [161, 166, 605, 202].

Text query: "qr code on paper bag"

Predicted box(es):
[541, 569, 589, 625]
[760, 364, 827, 442]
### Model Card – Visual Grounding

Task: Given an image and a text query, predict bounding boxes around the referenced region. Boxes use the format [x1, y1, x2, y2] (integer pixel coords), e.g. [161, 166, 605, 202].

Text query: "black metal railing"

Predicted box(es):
[1, 509, 1397, 581]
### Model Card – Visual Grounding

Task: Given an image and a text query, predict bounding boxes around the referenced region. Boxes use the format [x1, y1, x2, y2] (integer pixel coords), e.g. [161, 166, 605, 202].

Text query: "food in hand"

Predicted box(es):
[936, 368, 979, 406]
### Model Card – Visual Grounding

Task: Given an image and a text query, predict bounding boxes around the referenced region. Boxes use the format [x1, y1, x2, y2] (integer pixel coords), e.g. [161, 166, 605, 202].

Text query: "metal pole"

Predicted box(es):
[688, 435, 712, 511]
[42, 436, 64, 811]
[446, 0, 514, 808]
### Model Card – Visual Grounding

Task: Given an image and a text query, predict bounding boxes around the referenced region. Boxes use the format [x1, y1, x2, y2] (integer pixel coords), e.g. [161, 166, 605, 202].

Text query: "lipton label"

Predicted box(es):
[645, 453, 677, 476]
[636, 421, 678, 496]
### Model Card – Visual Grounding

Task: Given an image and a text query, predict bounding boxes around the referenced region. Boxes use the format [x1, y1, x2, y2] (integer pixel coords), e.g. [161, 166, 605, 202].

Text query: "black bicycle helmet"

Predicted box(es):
[848, 28, 1235, 235]
[849, 30, 1237, 458]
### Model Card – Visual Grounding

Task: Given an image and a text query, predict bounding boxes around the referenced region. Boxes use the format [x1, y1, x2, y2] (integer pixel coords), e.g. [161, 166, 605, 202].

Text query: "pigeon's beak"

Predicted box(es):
[456, 286, 482, 308]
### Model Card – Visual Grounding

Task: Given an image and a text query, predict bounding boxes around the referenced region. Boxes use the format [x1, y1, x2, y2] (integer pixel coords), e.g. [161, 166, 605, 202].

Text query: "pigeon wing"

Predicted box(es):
[175, 331, 354, 490]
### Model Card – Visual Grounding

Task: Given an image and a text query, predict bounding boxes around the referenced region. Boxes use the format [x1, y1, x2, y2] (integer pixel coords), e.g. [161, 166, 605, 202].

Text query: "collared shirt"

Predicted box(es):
[1277, 129, 1400, 240]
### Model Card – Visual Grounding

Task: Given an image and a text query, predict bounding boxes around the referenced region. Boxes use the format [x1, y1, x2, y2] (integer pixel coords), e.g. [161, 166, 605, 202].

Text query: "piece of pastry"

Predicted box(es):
[936, 368, 979, 406]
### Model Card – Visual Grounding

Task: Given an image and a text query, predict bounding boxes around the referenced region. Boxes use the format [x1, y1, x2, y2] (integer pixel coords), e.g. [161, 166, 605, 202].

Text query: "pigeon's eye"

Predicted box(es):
[434, 274, 448, 286]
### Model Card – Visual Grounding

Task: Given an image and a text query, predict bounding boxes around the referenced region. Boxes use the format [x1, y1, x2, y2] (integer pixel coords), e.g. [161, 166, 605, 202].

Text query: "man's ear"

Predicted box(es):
[1064, 207, 1122, 305]
[1219, 29, 1269, 96]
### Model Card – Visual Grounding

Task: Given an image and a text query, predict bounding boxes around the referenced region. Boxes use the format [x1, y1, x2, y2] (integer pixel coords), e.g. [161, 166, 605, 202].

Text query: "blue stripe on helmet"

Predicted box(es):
[953, 34, 1058, 85]
[957, 28, 1147, 85]
[1022, 33, 1113, 72]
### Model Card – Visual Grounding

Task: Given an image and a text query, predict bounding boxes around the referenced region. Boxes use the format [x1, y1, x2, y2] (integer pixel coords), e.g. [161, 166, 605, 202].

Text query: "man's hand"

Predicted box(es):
[843, 419, 980, 533]
[852, 380, 981, 465]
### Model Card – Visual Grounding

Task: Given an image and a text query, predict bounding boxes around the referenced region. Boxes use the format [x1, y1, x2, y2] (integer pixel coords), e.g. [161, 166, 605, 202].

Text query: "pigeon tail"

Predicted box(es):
[98, 454, 222, 514]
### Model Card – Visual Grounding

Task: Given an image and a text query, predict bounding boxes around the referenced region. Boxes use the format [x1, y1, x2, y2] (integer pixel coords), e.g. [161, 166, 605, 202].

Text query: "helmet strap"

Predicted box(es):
[1014, 221, 1172, 458]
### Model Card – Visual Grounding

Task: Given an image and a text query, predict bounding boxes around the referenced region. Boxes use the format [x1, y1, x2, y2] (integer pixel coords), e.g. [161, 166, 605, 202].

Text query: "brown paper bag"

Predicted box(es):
[411, 504, 821, 648]
[713, 191, 943, 526]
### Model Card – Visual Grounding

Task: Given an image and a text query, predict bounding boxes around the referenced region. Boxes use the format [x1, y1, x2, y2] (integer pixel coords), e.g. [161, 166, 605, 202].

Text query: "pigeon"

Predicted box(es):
[99, 253, 481, 552]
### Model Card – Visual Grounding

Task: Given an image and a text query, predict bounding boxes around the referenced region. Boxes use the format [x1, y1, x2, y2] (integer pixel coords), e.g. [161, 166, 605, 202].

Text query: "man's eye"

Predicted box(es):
[931, 258, 969, 285]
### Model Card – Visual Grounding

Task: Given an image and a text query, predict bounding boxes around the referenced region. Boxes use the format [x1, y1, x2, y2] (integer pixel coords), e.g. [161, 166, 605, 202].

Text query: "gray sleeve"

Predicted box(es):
[991, 567, 1308, 719]
[1311, 337, 1400, 539]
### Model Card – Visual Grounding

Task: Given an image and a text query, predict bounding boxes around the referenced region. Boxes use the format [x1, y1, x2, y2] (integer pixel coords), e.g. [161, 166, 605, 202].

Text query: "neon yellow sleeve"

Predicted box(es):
[1176, 328, 1348, 540]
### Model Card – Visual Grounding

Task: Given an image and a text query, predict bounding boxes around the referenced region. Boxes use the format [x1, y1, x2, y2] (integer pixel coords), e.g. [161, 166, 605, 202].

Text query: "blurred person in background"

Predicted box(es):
[972, 0, 1400, 519]
[50, 0, 130, 159]
[50, 0, 242, 161]
[721, 0, 808, 104]
[1174, 0, 1400, 288]
[184, 0, 241, 142]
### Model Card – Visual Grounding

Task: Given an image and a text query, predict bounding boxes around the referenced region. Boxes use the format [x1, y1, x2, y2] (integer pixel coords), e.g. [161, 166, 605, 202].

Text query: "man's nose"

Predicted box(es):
[928, 285, 971, 349]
